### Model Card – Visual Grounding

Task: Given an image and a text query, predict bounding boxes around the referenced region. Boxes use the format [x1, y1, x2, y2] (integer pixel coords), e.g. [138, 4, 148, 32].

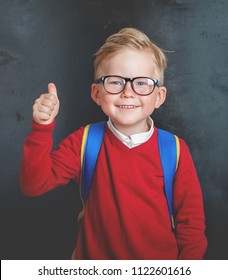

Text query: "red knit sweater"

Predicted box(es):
[20, 121, 207, 259]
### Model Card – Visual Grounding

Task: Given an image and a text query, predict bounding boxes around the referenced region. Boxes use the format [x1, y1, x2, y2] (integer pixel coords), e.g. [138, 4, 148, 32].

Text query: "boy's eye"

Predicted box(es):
[134, 78, 155, 87]
[106, 78, 123, 86]
[134, 79, 149, 87]
[110, 81, 122, 85]
[135, 81, 147, 86]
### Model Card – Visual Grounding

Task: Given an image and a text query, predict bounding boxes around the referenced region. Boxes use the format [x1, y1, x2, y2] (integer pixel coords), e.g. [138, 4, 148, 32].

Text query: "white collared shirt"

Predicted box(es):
[107, 117, 154, 148]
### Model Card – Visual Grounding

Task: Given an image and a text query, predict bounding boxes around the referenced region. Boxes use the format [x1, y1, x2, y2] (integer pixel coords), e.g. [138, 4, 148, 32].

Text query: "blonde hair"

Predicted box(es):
[94, 27, 167, 83]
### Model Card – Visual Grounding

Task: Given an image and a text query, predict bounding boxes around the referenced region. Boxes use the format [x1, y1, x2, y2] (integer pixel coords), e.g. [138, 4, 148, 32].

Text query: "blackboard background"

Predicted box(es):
[0, 0, 227, 259]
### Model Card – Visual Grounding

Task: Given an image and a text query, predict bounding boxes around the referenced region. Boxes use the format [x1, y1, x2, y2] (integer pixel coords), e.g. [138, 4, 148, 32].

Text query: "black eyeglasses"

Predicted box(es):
[95, 75, 162, 96]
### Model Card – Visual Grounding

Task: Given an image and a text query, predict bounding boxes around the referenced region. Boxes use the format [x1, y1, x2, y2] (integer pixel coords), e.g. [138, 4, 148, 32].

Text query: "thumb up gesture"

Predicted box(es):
[33, 83, 60, 125]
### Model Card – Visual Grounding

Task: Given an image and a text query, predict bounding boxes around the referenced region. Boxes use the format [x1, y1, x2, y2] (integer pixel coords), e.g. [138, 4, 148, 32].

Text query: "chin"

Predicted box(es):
[116, 119, 144, 128]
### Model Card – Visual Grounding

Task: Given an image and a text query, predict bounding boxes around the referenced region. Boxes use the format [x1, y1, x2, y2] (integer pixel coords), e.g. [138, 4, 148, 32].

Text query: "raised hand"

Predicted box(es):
[33, 83, 60, 125]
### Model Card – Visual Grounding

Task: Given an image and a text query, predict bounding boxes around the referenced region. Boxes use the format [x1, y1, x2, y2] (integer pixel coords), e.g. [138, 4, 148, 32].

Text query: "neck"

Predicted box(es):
[111, 120, 151, 137]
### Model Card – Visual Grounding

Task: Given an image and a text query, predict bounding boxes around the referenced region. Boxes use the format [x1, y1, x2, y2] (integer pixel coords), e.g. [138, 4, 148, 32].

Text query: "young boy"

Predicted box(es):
[20, 28, 207, 259]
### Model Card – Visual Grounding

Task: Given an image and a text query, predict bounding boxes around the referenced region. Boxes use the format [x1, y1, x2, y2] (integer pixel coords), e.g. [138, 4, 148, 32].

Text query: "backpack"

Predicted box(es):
[79, 121, 180, 230]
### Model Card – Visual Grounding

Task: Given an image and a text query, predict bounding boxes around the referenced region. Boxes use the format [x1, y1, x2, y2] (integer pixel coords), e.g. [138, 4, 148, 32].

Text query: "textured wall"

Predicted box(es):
[0, 0, 227, 259]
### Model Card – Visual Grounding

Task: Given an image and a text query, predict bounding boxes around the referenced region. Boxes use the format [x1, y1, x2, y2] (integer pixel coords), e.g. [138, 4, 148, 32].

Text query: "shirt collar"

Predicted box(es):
[107, 117, 154, 148]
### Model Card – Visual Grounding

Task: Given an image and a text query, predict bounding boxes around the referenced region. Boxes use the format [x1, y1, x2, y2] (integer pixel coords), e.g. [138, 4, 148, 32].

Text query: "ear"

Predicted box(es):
[154, 86, 167, 109]
[91, 83, 102, 106]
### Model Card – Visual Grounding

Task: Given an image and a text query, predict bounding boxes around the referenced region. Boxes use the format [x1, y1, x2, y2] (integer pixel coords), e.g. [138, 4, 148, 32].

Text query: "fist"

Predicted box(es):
[33, 83, 60, 125]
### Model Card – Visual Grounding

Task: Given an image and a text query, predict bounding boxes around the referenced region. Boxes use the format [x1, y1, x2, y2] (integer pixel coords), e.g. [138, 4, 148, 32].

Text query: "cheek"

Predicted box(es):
[98, 95, 115, 112]
[142, 96, 156, 107]
[100, 94, 116, 105]
[141, 97, 158, 114]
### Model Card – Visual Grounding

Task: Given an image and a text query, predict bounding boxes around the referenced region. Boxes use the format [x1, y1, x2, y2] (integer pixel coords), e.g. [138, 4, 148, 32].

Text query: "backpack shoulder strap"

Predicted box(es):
[157, 129, 180, 230]
[79, 123, 180, 230]
[80, 121, 106, 204]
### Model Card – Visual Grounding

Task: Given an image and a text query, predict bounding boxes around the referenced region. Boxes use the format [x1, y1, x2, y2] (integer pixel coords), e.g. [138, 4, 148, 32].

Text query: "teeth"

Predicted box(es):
[119, 105, 137, 109]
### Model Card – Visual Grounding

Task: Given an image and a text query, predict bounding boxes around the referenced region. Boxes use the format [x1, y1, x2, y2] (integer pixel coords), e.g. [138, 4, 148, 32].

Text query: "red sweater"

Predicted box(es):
[20, 121, 207, 259]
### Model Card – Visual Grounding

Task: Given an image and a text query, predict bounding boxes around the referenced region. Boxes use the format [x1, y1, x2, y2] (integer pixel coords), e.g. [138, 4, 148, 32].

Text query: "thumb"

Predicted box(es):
[48, 82, 58, 97]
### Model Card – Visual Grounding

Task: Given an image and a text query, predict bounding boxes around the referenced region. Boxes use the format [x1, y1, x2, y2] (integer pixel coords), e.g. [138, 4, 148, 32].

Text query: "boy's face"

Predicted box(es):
[91, 49, 167, 135]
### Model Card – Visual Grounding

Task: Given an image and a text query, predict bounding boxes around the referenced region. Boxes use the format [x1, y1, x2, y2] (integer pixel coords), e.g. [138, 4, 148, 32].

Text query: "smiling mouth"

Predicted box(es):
[116, 105, 139, 109]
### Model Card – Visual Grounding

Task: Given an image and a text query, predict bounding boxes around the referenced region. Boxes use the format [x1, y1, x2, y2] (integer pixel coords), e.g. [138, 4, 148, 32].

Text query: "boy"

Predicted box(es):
[20, 28, 207, 259]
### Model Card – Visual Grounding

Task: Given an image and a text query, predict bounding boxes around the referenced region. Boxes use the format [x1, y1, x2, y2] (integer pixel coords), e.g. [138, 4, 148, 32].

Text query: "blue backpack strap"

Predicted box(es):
[158, 129, 180, 230]
[80, 121, 106, 204]
[79, 122, 180, 230]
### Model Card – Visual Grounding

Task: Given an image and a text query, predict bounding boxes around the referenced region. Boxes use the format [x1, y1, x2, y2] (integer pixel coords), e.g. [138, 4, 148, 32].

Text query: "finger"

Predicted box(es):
[41, 97, 56, 109]
[48, 82, 58, 97]
[37, 104, 53, 115]
[33, 111, 51, 123]
[37, 112, 52, 120]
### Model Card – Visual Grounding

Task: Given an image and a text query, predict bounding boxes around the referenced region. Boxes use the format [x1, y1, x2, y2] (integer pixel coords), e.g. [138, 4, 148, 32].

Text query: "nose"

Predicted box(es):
[120, 81, 135, 98]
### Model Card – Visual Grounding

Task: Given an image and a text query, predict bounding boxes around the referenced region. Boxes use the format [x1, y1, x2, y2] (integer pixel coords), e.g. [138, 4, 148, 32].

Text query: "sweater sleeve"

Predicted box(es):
[20, 121, 83, 196]
[173, 139, 208, 259]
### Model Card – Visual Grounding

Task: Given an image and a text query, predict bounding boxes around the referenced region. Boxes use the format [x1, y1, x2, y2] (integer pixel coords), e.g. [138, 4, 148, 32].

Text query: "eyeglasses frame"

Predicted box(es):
[95, 75, 162, 96]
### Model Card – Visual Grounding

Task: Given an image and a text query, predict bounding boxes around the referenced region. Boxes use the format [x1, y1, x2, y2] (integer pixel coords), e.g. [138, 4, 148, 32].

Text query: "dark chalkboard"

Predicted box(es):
[0, 0, 227, 259]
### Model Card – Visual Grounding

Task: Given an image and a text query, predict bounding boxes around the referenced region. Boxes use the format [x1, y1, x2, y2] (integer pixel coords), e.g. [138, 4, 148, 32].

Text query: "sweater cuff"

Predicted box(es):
[30, 120, 55, 141]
